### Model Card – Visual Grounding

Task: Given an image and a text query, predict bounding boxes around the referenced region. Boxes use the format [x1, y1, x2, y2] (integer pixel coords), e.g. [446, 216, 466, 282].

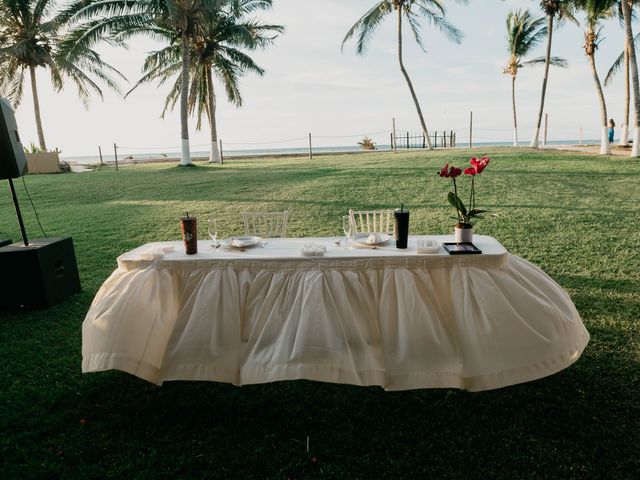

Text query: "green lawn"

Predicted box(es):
[1, 148, 638, 479]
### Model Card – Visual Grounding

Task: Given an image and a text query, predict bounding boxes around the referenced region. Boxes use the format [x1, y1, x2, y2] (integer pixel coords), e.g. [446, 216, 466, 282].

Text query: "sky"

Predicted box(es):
[9, 0, 634, 158]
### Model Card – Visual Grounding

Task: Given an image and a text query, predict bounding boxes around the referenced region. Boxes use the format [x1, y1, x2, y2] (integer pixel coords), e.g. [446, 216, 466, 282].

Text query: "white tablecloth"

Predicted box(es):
[82, 236, 589, 391]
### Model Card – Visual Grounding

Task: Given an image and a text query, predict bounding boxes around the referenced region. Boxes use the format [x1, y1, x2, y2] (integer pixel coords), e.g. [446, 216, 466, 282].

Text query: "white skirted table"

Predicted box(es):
[82, 235, 589, 391]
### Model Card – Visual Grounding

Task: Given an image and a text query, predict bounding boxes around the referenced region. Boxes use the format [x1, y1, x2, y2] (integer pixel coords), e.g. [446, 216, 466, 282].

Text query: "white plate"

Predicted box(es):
[220, 236, 262, 249]
[350, 233, 391, 248]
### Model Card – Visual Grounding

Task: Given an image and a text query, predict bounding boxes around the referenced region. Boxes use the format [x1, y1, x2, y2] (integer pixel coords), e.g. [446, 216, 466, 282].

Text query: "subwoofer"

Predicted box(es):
[0, 97, 28, 180]
[0, 237, 81, 309]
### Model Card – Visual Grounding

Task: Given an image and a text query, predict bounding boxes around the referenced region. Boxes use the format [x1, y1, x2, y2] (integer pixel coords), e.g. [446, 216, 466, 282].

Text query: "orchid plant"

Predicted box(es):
[438, 157, 490, 228]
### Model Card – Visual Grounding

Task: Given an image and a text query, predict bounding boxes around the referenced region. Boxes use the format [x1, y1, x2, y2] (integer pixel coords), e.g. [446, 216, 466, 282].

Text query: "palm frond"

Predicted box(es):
[604, 31, 640, 85]
[160, 79, 182, 118]
[342, 1, 392, 54]
[213, 54, 243, 106]
[221, 46, 264, 75]
[126, 59, 182, 98]
[1, 65, 25, 107]
[405, 10, 427, 52]
[605, 47, 626, 85]
[523, 55, 567, 67]
[413, 2, 464, 44]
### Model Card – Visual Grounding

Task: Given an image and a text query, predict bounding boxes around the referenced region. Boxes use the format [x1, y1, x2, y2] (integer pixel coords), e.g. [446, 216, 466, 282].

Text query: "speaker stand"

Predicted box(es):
[7, 177, 28, 246]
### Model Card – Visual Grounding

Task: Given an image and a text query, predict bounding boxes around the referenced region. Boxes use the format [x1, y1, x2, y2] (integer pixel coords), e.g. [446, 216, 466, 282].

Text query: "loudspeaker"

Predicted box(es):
[0, 239, 11, 248]
[0, 97, 28, 180]
[0, 237, 81, 309]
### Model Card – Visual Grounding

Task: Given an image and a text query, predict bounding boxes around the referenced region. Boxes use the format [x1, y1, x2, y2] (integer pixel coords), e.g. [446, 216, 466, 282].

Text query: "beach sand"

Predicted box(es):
[67, 144, 636, 170]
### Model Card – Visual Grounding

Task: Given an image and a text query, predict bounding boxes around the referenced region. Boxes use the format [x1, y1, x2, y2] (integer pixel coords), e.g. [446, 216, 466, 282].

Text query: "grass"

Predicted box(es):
[0, 148, 638, 479]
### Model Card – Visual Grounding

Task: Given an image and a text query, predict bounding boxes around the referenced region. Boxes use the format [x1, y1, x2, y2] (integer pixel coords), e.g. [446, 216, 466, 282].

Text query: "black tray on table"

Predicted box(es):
[443, 242, 482, 255]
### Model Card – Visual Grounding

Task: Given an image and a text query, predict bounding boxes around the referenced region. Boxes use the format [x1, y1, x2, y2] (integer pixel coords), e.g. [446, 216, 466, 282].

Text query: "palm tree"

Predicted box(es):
[604, 1, 638, 146]
[575, 0, 616, 155]
[343, 0, 466, 150]
[530, 1, 576, 149]
[0, 0, 124, 151]
[126, 0, 282, 164]
[504, 9, 565, 147]
[62, 0, 221, 166]
[619, 0, 640, 156]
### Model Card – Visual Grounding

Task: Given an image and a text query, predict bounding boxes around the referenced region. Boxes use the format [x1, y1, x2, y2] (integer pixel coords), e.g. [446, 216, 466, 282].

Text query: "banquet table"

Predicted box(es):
[82, 235, 589, 391]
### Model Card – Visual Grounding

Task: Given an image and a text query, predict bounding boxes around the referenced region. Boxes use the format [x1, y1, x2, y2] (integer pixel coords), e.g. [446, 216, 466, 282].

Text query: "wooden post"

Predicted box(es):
[469, 111, 473, 149]
[392, 118, 397, 153]
[406, 131, 409, 149]
[219, 139, 224, 164]
[579, 127, 583, 145]
[113, 142, 118, 171]
[390, 133, 394, 151]
[543, 113, 548, 146]
[98, 146, 104, 166]
[422, 133, 426, 149]
[444, 132, 447, 148]
[308, 133, 313, 159]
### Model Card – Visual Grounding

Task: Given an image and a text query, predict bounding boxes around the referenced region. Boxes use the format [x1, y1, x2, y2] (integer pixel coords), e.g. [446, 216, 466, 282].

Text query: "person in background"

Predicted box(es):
[608, 119, 615, 143]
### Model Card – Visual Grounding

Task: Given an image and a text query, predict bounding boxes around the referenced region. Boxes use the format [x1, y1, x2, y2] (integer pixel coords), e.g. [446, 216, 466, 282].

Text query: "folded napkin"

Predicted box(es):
[301, 242, 326, 257]
[139, 245, 175, 260]
[230, 238, 246, 247]
[366, 233, 381, 244]
[416, 239, 440, 254]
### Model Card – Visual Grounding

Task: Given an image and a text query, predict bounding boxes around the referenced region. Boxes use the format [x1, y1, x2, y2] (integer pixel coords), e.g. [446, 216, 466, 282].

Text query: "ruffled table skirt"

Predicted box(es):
[82, 237, 589, 391]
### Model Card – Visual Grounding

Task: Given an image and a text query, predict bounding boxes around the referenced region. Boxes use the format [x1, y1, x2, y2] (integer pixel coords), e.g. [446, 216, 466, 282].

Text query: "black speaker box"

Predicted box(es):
[0, 239, 11, 248]
[0, 237, 81, 309]
[0, 97, 28, 180]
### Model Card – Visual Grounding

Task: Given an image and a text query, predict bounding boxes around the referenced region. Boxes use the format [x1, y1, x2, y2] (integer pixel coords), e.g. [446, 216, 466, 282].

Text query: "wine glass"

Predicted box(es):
[342, 215, 353, 249]
[207, 218, 218, 248]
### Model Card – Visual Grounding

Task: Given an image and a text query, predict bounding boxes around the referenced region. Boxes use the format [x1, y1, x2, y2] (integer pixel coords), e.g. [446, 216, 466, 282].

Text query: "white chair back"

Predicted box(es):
[242, 211, 289, 238]
[349, 209, 394, 234]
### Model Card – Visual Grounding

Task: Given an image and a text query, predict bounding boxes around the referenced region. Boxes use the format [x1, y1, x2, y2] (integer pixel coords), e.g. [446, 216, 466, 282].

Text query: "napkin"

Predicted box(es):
[366, 233, 380, 244]
[417, 239, 440, 254]
[301, 242, 326, 257]
[139, 245, 175, 260]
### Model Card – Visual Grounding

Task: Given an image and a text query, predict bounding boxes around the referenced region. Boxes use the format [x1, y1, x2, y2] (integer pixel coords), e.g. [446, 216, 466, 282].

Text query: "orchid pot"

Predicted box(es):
[454, 223, 474, 243]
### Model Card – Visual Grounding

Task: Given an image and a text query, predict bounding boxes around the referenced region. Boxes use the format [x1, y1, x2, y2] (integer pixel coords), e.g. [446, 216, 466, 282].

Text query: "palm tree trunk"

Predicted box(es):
[587, 50, 610, 155]
[530, 14, 554, 149]
[29, 66, 47, 151]
[396, 6, 432, 149]
[511, 75, 518, 146]
[179, 34, 192, 166]
[207, 68, 221, 164]
[620, 44, 630, 146]
[621, 0, 640, 157]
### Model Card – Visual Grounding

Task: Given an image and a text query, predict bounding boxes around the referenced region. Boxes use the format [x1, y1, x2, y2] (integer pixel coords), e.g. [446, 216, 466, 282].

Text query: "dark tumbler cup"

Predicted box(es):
[394, 210, 409, 249]
[180, 216, 198, 255]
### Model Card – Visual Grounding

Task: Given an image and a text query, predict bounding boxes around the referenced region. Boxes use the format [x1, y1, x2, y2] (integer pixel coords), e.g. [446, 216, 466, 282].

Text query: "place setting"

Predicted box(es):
[349, 232, 391, 249]
[206, 217, 266, 252]
[219, 235, 263, 251]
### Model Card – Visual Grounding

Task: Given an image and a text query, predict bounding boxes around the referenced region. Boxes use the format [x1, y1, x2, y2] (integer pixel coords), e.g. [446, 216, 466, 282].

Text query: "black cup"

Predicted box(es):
[180, 216, 198, 255]
[394, 210, 409, 249]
